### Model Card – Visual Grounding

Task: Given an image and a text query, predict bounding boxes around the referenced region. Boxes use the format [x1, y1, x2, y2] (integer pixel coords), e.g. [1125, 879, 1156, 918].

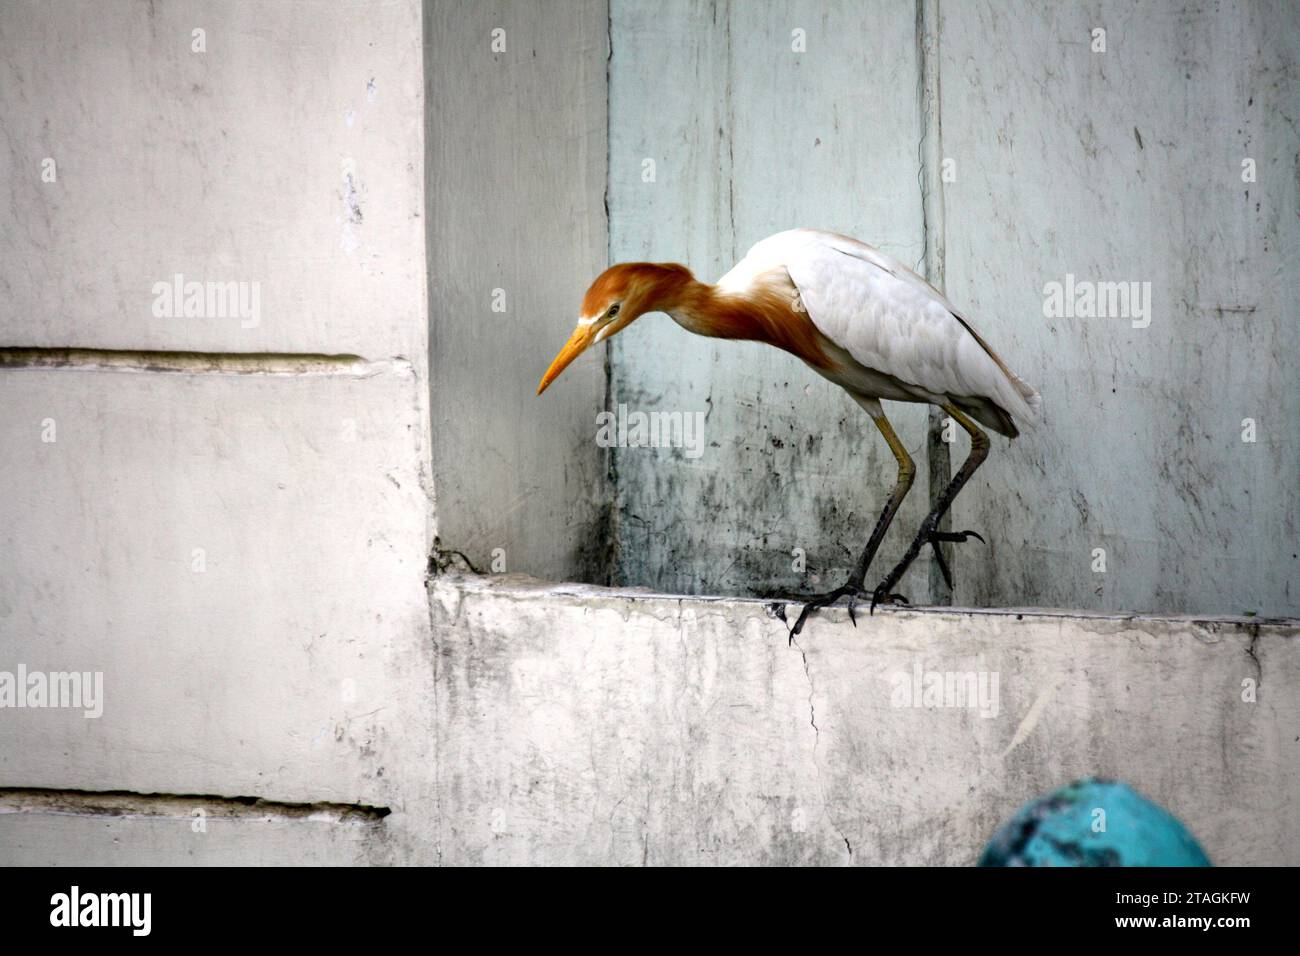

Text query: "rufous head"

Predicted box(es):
[537, 263, 694, 395]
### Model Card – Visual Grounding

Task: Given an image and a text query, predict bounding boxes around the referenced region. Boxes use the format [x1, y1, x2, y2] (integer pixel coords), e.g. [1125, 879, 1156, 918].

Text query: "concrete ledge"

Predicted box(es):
[430, 574, 1298, 865]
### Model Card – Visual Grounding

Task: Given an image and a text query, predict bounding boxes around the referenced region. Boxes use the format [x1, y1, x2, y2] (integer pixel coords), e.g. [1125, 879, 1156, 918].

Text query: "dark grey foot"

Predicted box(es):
[868, 585, 912, 615]
[788, 582, 908, 641]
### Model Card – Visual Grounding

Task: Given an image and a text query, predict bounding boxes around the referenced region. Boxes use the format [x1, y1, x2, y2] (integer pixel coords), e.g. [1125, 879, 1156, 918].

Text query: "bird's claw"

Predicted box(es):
[787, 583, 871, 641]
[931, 529, 985, 545]
[927, 528, 985, 590]
[788, 576, 915, 637]
[868, 588, 910, 615]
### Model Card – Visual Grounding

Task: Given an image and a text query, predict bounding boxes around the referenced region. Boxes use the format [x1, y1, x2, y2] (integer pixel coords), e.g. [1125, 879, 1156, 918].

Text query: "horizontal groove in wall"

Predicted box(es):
[0, 786, 391, 825]
[0, 347, 395, 376]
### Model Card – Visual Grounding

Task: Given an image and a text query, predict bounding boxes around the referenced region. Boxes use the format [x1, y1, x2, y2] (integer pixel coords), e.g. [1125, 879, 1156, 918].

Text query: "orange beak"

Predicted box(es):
[537, 323, 596, 395]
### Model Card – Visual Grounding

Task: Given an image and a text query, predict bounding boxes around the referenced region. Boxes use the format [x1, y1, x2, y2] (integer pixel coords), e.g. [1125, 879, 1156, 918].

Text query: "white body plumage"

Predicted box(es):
[714, 229, 1041, 436]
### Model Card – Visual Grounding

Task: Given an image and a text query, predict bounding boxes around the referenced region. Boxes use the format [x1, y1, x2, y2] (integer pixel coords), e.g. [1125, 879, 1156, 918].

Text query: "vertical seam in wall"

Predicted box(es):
[917, 0, 953, 605]
[415, 4, 437, 565]
[603, 0, 618, 586]
[420, 0, 443, 866]
[724, 0, 737, 265]
[422, 0, 442, 563]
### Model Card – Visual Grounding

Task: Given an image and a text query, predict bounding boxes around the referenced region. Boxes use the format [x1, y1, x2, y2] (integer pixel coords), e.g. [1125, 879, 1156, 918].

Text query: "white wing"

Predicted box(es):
[733, 229, 1040, 428]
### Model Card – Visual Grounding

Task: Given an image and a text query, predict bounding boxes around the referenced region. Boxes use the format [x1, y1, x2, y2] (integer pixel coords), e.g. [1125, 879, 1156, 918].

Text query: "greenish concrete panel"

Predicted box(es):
[938, 0, 1298, 616]
[608, 0, 933, 599]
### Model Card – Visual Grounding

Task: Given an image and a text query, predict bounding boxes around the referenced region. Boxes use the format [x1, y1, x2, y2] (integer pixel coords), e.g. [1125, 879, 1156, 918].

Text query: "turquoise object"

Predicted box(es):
[980, 778, 1212, 867]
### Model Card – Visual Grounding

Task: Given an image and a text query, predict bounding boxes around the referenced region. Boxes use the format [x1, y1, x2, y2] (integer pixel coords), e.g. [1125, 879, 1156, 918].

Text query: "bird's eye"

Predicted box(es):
[606, 303, 621, 319]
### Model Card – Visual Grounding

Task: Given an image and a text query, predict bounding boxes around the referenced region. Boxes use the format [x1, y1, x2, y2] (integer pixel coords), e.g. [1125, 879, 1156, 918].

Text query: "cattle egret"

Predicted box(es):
[537, 229, 1041, 636]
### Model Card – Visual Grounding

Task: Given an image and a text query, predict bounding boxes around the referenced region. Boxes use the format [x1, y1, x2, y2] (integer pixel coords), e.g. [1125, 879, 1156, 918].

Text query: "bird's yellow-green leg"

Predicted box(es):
[870, 403, 989, 611]
[789, 408, 915, 638]
[849, 411, 915, 585]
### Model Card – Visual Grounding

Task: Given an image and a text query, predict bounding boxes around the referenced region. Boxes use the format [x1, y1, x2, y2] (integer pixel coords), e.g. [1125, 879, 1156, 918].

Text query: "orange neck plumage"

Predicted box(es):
[584, 261, 834, 370]
[655, 270, 833, 370]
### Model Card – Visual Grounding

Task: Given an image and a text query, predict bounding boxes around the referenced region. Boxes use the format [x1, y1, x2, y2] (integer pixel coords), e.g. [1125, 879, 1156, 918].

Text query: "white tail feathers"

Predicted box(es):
[949, 311, 1040, 427]
[1004, 368, 1042, 426]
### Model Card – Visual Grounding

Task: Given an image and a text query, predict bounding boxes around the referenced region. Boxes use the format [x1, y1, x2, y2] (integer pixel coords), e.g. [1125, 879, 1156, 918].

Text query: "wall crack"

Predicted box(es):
[789, 634, 853, 863]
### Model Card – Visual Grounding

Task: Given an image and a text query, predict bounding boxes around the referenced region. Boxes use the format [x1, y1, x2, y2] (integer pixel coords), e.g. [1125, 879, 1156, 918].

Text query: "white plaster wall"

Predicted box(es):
[3, 0, 1295, 868]
[0, 0, 427, 362]
[431, 576, 1298, 866]
[2, 812, 390, 866]
[0, 0, 436, 864]
[0, 368, 430, 804]
[6, 564, 1295, 866]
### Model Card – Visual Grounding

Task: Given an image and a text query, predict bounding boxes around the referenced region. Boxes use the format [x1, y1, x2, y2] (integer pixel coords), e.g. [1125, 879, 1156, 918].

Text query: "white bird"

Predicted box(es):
[537, 228, 1041, 635]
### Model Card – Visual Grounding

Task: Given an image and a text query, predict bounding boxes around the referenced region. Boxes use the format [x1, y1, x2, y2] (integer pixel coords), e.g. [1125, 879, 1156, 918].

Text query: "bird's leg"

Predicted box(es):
[788, 409, 914, 639]
[869, 404, 989, 611]
[846, 411, 915, 589]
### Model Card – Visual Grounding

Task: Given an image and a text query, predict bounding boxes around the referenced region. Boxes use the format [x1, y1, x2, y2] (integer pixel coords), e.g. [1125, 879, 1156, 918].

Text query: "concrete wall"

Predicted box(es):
[607, 0, 936, 602]
[426, 0, 611, 583]
[0, 0, 436, 864]
[603, 0, 1298, 617]
[420, 0, 1297, 617]
[8, 551, 1296, 866]
[0, 0, 428, 362]
[939, 0, 1299, 618]
[430, 576, 1298, 866]
[2, 0, 1295, 867]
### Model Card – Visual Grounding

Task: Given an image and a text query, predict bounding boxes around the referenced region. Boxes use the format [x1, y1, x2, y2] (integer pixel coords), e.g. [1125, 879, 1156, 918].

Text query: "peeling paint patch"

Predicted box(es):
[340, 165, 365, 254]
